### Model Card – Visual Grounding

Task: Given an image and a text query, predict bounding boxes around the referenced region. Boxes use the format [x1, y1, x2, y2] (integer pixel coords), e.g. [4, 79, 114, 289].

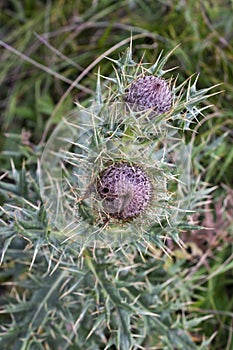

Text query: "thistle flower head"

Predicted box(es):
[96, 162, 152, 220]
[125, 75, 172, 114]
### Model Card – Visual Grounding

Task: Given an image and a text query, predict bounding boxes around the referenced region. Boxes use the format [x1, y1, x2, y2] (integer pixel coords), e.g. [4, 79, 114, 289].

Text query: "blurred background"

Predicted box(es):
[0, 1, 233, 349]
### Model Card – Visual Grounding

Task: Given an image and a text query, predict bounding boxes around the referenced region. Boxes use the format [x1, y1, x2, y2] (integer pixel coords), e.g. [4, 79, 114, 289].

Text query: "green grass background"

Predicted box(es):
[0, 1, 232, 349]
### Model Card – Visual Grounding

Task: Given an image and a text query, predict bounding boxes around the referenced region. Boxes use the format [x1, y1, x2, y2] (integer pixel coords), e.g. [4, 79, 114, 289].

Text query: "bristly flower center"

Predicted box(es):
[125, 75, 172, 114]
[96, 162, 152, 221]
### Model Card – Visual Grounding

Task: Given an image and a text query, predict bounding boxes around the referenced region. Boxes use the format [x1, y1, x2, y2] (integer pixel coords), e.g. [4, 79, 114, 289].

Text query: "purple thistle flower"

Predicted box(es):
[125, 75, 172, 114]
[96, 162, 152, 220]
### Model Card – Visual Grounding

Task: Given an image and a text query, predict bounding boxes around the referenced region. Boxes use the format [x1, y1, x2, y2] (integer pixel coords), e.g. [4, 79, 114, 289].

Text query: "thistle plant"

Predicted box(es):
[38, 45, 218, 249]
[0, 45, 219, 350]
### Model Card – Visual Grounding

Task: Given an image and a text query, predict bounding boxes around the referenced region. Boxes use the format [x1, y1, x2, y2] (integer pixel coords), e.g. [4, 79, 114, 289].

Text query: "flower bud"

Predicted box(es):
[125, 75, 172, 114]
[96, 162, 152, 220]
